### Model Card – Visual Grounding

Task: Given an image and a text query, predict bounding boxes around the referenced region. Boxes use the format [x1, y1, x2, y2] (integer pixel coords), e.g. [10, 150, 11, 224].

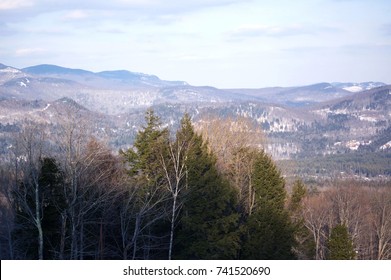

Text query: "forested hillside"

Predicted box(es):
[0, 110, 390, 260]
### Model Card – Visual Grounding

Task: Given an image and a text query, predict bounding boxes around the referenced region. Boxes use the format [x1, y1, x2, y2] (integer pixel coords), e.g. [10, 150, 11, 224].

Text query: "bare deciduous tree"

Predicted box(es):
[11, 122, 46, 259]
[302, 192, 332, 259]
[195, 116, 264, 215]
[369, 188, 391, 260]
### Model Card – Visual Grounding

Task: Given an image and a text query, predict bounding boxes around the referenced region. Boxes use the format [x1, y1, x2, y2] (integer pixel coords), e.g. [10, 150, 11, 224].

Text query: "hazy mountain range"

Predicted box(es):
[1, 63, 386, 113]
[1, 63, 390, 180]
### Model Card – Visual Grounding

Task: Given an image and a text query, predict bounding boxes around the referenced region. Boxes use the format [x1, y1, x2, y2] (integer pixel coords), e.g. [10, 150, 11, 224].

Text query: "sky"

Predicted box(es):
[1, 0, 390, 88]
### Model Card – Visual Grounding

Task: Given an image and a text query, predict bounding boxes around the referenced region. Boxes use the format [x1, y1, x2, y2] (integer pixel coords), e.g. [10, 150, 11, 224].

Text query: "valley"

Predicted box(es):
[1, 63, 391, 182]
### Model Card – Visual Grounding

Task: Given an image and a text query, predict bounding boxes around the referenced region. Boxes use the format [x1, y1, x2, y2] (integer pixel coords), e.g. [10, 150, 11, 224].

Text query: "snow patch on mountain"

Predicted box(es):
[335, 82, 386, 93]
[358, 115, 378, 122]
[343, 86, 363, 92]
[0, 67, 21, 74]
[380, 141, 391, 150]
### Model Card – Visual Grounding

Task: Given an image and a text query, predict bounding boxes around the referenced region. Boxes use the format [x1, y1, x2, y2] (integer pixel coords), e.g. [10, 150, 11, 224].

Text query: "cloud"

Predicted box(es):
[0, 0, 34, 10]
[15, 48, 46, 57]
[62, 10, 89, 20]
[281, 43, 391, 55]
[0, 0, 242, 19]
[339, 43, 391, 54]
[116, 0, 240, 12]
[229, 24, 313, 38]
[281, 46, 329, 53]
[228, 23, 342, 41]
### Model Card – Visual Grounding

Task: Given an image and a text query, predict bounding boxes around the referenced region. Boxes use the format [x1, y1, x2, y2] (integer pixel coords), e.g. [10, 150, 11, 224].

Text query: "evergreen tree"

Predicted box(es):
[174, 116, 240, 259]
[327, 224, 356, 260]
[289, 179, 307, 213]
[120, 109, 170, 259]
[163, 114, 195, 260]
[122, 108, 169, 181]
[38, 157, 66, 259]
[241, 150, 296, 259]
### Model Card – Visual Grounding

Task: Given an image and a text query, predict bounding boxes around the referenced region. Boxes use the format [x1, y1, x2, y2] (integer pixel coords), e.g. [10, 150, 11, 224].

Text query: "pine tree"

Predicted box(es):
[327, 224, 356, 260]
[241, 150, 296, 259]
[174, 116, 240, 259]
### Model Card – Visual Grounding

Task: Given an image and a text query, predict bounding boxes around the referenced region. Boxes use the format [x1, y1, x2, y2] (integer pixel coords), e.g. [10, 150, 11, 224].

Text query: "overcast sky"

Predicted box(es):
[1, 0, 390, 88]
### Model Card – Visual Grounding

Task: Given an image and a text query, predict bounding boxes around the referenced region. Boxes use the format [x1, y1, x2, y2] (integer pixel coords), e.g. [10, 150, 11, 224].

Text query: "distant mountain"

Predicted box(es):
[22, 64, 187, 88]
[0, 63, 26, 85]
[1, 62, 391, 179]
[0, 63, 256, 114]
[332, 82, 386, 93]
[96, 70, 187, 87]
[23, 64, 93, 76]
[226, 83, 353, 106]
[314, 85, 391, 112]
[2, 62, 387, 111]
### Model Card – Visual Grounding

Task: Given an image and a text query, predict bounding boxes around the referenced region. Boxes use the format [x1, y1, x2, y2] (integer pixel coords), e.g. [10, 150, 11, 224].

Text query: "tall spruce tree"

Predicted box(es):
[122, 108, 169, 181]
[162, 114, 195, 260]
[241, 150, 295, 259]
[174, 116, 240, 259]
[327, 224, 356, 260]
[120, 109, 171, 259]
[38, 157, 66, 259]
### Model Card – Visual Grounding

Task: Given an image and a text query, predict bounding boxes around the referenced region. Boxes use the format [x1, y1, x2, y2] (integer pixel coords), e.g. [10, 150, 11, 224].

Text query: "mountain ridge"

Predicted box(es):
[1, 62, 391, 181]
[1, 62, 387, 114]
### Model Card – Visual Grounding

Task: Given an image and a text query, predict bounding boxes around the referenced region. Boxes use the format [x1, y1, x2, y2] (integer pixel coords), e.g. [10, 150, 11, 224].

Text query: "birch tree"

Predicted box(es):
[11, 122, 46, 259]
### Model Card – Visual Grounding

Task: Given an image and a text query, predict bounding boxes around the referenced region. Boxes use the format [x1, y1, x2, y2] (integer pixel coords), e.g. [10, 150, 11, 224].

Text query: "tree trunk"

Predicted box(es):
[34, 181, 44, 260]
[59, 213, 67, 260]
[168, 194, 177, 260]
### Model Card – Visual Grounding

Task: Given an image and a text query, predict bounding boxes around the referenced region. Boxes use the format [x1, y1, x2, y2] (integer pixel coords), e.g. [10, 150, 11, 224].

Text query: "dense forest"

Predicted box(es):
[0, 109, 390, 260]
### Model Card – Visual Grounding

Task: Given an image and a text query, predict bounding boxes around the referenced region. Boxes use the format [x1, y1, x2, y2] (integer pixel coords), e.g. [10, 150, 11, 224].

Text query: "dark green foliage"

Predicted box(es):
[327, 224, 356, 260]
[241, 150, 296, 260]
[252, 150, 287, 208]
[121, 108, 170, 214]
[175, 113, 194, 151]
[289, 180, 307, 213]
[174, 116, 240, 259]
[121, 108, 169, 180]
[120, 109, 171, 259]
[7, 110, 307, 260]
[12, 157, 65, 259]
[38, 157, 66, 259]
[242, 207, 295, 259]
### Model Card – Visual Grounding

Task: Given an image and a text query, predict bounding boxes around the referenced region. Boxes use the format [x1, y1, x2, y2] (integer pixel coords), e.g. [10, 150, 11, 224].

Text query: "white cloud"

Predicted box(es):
[1, 0, 390, 87]
[63, 10, 89, 20]
[0, 0, 241, 17]
[15, 48, 46, 57]
[0, 0, 34, 10]
[230, 24, 311, 38]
